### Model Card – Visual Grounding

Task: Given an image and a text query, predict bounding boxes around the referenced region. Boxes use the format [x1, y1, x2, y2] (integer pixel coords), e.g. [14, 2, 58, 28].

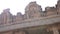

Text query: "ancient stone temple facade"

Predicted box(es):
[0, 0, 60, 34]
[57, 0, 60, 14]
[45, 7, 57, 16]
[0, 8, 13, 24]
[25, 1, 42, 19]
[16, 12, 24, 23]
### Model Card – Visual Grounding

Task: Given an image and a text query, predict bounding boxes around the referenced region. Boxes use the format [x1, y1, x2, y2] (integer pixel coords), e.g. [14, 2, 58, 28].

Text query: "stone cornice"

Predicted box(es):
[0, 15, 60, 32]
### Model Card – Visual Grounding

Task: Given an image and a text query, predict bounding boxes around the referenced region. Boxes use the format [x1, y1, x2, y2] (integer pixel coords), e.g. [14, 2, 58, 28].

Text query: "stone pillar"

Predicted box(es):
[52, 27, 59, 34]
[14, 30, 27, 34]
[19, 31, 26, 34]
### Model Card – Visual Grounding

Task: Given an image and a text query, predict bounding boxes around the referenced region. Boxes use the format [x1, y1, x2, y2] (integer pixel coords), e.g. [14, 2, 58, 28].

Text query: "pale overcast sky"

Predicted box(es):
[0, 0, 58, 15]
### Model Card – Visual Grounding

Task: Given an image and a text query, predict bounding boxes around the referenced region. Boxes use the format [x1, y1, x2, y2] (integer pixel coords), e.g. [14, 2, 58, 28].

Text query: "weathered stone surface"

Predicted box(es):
[0, 15, 60, 32]
[56, 0, 60, 14]
[0, 0, 60, 34]
[1, 31, 13, 34]
[16, 12, 24, 23]
[0, 0, 60, 25]
[0, 8, 13, 24]
[45, 7, 57, 16]
[25, 1, 42, 19]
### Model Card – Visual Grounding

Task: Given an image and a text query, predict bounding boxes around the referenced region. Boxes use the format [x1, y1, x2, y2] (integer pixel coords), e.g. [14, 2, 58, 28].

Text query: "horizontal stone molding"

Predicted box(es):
[0, 15, 60, 32]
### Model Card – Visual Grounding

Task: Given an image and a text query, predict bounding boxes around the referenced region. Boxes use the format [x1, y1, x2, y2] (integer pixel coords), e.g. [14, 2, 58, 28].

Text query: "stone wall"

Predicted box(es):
[45, 7, 57, 16]
[0, 30, 28, 34]
[0, 0, 60, 25]
[56, 0, 60, 14]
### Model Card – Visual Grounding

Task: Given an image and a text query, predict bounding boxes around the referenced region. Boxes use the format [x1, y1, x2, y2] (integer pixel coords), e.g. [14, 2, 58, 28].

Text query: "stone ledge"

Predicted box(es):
[0, 15, 60, 32]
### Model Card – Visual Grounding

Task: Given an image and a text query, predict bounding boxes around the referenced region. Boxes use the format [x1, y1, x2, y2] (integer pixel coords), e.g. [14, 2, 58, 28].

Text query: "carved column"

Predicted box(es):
[13, 30, 28, 34]
[52, 27, 59, 34]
